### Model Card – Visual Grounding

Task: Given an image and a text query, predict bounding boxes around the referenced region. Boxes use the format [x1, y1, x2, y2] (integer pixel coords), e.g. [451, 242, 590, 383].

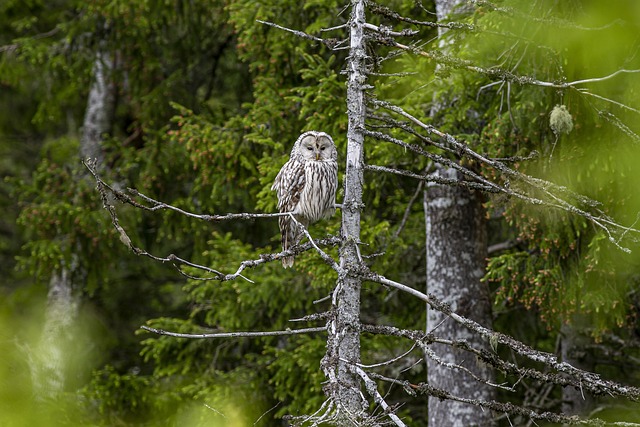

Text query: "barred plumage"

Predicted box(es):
[271, 131, 338, 268]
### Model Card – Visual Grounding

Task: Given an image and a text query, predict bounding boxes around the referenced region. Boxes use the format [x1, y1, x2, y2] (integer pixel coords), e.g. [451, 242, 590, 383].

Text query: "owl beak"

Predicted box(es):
[315, 153, 320, 161]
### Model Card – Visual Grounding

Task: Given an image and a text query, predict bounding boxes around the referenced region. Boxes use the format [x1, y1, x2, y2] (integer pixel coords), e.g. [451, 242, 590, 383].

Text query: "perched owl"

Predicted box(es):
[271, 131, 338, 268]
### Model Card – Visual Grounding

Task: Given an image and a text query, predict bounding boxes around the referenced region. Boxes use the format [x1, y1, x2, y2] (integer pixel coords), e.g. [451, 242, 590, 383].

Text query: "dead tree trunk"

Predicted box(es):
[80, 48, 115, 164]
[322, 0, 366, 422]
[33, 46, 115, 400]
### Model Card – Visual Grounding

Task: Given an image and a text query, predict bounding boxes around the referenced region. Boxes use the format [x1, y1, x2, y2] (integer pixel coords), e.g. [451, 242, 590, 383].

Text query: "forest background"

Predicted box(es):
[2, 0, 640, 425]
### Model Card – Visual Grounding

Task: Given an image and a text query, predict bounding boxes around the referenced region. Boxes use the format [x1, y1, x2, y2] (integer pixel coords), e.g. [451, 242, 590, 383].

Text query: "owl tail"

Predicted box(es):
[280, 216, 305, 268]
[282, 255, 295, 269]
[281, 228, 297, 268]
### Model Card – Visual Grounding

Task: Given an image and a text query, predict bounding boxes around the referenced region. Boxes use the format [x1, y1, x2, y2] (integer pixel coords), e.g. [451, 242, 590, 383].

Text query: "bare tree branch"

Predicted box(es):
[256, 20, 344, 50]
[83, 158, 341, 283]
[365, 163, 497, 192]
[289, 214, 343, 273]
[369, 371, 640, 426]
[357, 343, 417, 369]
[569, 69, 640, 86]
[140, 325, 326, 339]
[368, 100, 640, 250]
[369, 1, 474, 31]
[130, 187, 294, 221]
[363, 272, 640, 401]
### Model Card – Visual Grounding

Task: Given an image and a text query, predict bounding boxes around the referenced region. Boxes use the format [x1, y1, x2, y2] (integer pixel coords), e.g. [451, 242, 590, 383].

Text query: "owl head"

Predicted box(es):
[292, 131, 337, 162]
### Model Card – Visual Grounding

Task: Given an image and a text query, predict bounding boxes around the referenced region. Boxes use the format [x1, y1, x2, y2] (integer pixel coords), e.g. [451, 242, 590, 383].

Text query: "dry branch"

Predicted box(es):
[363, 272, 640, 401]
[367, 100, 640, 251]
[141, 325, 326, 339]
[83, 158, 341, 283]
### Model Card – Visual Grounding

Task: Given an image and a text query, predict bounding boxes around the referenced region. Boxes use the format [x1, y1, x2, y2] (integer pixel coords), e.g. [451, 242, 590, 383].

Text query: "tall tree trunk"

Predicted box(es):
[426, 168, 496, 426]
[322, 0, 366, 425]
[33, 47, 115, 400]
[322, 0, 366, 421]
[426, 1, 496, 425]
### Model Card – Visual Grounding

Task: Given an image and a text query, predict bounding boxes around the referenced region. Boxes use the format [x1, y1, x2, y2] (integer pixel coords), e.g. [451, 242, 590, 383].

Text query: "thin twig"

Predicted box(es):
[289, 214, 343, 273]
[358, 343, 417, 369]
[257, 20, 341, 49]
[254, 402, 281, 426]
[568, 69, 640, 86]
[392, 181, 424, 239]
[128, 188, 293, 221]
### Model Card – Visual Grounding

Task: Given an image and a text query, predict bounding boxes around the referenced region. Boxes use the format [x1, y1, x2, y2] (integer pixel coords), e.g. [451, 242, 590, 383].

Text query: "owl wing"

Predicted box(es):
[272, 158, 306, 268]
[272, 158, 305, 212]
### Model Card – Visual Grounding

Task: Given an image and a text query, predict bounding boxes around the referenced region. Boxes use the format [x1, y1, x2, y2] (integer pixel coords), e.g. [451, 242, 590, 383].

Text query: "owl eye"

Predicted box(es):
[307, 146, 313, 150]
[320, 146, 326, 150]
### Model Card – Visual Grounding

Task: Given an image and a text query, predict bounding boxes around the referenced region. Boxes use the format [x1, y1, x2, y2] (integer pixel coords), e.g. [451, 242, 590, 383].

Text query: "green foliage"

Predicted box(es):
[266, 335, 328, 417]
[0, 293, 108, 426]
[3, 0, 640, 424]
[410, 0, 640, 338]
[12, 154, 119, 293]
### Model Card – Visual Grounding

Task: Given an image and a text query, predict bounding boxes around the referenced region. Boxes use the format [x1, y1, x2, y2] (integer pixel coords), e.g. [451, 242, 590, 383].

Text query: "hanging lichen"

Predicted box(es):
[549, 104, 574, 135]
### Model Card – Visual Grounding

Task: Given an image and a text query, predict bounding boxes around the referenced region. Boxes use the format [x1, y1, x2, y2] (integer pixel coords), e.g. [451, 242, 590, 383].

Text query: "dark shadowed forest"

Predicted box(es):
[2, 1, 640, 425]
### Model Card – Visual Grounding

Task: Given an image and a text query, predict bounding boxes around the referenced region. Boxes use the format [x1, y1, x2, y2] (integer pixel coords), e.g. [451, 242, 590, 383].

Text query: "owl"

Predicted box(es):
[271, 131, 338, 268]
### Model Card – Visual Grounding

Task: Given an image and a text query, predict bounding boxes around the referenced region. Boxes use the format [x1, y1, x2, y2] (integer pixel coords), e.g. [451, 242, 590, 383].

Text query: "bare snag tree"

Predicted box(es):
[87, 1, 640, 425]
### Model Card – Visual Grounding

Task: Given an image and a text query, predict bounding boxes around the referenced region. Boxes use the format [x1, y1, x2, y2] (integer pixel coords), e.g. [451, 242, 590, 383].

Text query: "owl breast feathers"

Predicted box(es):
[271, 131, 338, 268]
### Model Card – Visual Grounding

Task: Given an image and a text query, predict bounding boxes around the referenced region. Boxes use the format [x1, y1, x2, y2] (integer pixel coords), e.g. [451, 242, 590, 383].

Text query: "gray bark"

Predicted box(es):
[426, 167, 496, 426]
[33, 47, 115, 399]
[80, 49, 115, 164]
[323, 0, 366, 421]
[560, 322, 595, 415]
[425, 2, 496, 424]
